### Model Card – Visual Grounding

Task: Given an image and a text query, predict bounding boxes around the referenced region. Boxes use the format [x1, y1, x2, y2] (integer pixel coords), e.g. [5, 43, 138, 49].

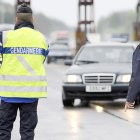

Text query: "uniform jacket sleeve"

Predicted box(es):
[127, 45, 140, 102]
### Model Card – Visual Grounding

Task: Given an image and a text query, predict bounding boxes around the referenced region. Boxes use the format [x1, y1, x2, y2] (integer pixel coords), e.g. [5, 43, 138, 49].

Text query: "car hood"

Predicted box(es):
[67, 63, 132, 75]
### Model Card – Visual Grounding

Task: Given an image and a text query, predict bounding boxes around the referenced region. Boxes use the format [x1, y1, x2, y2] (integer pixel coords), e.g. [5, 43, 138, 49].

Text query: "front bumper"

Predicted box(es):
[63, 83, 129, 100]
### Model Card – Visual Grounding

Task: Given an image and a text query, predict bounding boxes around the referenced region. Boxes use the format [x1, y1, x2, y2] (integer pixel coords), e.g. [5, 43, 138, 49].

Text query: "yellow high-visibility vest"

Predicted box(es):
[0, 27, 49, 98]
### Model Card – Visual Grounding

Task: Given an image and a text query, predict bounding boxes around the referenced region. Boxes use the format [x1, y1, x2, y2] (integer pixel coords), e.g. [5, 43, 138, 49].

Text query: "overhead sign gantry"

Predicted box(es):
[75, 0, 94, 52]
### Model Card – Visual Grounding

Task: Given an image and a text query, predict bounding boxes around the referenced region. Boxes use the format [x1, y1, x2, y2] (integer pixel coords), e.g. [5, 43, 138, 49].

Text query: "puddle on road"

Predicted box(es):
[90, 102, 140, 127]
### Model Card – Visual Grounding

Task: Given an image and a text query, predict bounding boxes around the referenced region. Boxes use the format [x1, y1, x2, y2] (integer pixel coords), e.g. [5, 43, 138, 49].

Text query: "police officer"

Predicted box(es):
[125, 45, 140, 111]
[0, 3, 49, 140]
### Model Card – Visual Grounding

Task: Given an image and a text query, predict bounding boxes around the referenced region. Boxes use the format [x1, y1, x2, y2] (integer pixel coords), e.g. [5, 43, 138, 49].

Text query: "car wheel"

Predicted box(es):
[80, 99, 89, 107]
[47, 57, 51, 64]
[63, 99, 74, 107]
[62, 91, 74, 107]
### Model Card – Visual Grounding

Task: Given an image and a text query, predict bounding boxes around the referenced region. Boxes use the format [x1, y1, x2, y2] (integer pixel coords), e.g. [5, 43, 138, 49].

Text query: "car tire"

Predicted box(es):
[63, 99, 74, 107]
[47, 57, 51, 64]
[80, 99, 89, 107]
[62, 91, 74, 107]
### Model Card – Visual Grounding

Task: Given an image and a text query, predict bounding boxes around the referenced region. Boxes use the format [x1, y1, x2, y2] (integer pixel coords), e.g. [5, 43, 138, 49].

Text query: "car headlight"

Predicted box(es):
[64, 75, 82, 83]
[116, 74, 131, 83]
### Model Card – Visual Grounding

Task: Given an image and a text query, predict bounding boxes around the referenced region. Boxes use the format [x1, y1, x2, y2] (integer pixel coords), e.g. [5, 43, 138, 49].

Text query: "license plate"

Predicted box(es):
[86, 85, 111, 92]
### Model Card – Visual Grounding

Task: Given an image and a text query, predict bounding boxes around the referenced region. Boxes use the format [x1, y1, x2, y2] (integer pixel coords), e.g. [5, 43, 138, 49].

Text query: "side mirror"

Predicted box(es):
[64, 59, 73, 66]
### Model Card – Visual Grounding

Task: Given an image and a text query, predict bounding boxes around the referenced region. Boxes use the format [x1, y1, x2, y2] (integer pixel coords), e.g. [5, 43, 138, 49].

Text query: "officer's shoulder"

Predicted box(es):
[35, 30, 45, 37]
[4, 30, 16, 36]
[35, 30, 44, 36]
[2, 30, 14, 44]
[35, 30, 48, 41]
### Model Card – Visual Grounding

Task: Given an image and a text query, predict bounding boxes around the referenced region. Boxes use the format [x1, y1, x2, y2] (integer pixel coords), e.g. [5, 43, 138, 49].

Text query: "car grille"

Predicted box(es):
[83, 73, 116, 84]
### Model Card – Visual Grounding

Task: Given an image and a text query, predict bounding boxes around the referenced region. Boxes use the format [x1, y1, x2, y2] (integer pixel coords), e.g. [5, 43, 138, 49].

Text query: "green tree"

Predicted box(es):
[97, 10, 136, 40]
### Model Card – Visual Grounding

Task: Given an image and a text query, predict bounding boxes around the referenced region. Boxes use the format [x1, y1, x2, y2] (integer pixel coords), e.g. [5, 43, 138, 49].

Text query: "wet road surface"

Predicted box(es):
[12, 63, 140, 140]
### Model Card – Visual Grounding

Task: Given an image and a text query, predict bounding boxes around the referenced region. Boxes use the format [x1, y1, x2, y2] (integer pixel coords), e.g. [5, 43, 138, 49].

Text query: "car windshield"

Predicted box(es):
[50, 44, 70, 51]
[75, 46, 134, 64]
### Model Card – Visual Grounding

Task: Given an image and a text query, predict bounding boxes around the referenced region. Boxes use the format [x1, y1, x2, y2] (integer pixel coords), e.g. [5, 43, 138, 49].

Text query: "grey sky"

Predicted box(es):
[3, 0, 138, 27]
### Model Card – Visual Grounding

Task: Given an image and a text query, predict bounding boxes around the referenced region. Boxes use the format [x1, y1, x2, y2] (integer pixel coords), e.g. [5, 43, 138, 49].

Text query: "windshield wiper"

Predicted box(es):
[76, 60, 99, 64]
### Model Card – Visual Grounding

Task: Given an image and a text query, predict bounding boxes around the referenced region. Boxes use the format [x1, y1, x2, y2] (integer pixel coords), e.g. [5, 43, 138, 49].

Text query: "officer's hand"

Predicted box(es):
[124, 101, 135, 112]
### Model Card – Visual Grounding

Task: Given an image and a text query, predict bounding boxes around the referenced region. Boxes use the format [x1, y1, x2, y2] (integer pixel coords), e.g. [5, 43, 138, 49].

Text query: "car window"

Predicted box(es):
[75, 46, 134, 64]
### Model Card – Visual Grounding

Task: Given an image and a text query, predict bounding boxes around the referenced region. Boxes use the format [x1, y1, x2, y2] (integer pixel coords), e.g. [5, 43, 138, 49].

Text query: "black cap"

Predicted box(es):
[16, 3, 32, 13]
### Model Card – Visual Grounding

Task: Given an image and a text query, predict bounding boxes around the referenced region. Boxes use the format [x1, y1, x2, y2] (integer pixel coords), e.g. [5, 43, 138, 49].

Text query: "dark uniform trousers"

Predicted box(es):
[0, 100, 38, 140]
[127, 45, 140, 102]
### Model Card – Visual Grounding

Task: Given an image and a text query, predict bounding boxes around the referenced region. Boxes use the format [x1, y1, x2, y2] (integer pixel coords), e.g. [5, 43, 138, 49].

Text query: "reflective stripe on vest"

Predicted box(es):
[0, 86, 47, 92]
[17, 55, 35, 75]
[0, 75, 47, 81]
